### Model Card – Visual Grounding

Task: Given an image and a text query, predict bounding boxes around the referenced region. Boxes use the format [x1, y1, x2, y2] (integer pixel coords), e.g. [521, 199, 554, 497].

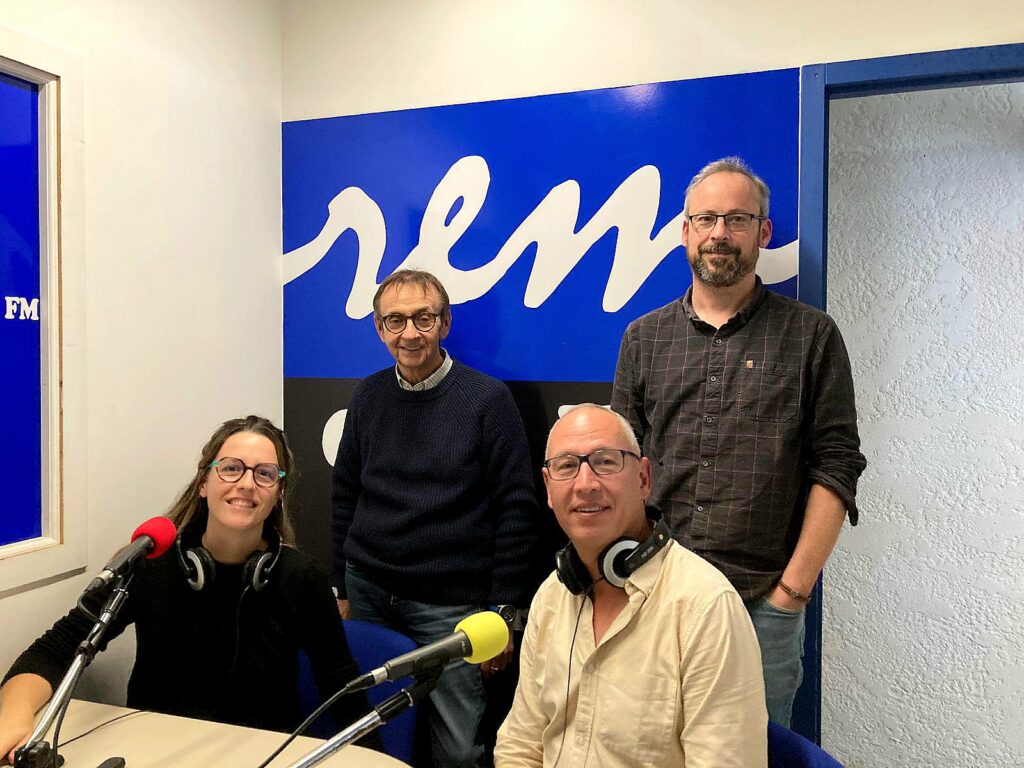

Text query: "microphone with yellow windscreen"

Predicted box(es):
[456, 610, 510, 663]
[347, 611, 510, 691]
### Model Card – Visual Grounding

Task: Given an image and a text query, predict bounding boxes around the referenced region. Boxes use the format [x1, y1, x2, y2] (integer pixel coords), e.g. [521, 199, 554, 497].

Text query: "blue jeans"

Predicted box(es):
[746, 596, 806, 727]
[346, 564, 487, 768]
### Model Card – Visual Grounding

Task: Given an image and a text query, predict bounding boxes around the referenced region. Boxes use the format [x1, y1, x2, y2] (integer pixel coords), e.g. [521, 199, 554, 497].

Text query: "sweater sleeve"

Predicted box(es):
[481, 383, 539, 606]
[3, 580, 135, 691]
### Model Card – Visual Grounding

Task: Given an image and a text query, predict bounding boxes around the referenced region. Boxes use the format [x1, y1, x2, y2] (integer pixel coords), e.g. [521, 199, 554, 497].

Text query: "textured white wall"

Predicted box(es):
[825, 83, 1024, 766]
[0, 0, 283, 701]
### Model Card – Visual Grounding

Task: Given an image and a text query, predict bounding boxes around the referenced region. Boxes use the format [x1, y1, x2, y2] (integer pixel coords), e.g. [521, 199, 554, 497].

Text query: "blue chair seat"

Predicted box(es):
[768, 721, 844, 767]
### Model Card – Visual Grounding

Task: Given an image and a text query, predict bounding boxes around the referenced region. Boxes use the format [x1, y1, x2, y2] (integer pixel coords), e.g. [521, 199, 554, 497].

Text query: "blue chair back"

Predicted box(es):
[344, 620, 419, 763]
[768, 722, 844, 767]
[297, 620, 418, 762]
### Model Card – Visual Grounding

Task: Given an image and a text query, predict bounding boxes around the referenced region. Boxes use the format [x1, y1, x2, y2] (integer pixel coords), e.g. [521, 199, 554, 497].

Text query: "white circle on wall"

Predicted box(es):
[321, 409, 348, 466]
[557, 403, 611, 418]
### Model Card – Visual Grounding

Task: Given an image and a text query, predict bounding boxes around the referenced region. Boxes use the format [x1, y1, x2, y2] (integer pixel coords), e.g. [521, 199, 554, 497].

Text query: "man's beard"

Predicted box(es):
[689, 242, 757, 287]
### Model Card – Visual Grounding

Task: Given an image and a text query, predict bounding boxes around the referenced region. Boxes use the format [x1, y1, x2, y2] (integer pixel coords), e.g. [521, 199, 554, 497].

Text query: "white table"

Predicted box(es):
[27, 698, 406, 767]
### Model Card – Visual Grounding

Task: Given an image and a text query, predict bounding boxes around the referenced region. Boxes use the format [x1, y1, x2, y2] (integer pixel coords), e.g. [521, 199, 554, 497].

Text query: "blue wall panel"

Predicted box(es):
[283, 68, 799, 383]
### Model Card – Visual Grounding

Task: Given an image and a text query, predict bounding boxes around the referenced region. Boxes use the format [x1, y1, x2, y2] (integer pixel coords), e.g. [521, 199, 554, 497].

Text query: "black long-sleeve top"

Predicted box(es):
[4, 546, 375, 738]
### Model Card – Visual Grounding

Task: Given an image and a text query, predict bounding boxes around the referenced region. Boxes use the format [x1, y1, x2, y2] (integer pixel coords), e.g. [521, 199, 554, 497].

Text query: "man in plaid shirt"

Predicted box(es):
[611, 156, 866, 726]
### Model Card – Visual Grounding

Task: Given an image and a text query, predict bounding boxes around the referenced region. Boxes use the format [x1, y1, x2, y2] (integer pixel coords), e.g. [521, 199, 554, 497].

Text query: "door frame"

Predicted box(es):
[794, 41, 1024, 742]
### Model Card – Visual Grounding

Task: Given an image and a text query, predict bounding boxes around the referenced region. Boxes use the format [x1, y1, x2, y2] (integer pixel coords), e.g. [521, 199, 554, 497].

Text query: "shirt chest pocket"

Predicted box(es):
[593, 671, 680, 764]
[738, 360, 801, 423]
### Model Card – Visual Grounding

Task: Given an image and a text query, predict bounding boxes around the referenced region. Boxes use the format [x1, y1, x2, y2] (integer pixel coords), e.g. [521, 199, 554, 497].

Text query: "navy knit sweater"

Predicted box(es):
[331, 360, 537, 606]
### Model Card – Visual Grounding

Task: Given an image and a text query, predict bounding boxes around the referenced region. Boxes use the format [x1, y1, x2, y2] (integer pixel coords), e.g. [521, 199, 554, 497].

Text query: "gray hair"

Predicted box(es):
[545, 404, 641, 458]
[683, 156, 770, 218]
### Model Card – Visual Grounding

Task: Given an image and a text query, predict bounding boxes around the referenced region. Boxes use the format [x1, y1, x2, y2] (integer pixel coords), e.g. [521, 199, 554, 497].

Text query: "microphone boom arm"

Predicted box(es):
[15, 579, 132, 768]
[282, 672, 439, 768]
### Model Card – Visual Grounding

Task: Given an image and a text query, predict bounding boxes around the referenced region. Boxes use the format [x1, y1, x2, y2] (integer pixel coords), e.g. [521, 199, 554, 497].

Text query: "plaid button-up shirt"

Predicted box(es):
[611, 279, 866, 600]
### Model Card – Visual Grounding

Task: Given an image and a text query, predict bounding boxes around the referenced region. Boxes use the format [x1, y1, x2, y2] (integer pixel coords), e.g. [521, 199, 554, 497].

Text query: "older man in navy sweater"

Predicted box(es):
[331, 269, 537, 768]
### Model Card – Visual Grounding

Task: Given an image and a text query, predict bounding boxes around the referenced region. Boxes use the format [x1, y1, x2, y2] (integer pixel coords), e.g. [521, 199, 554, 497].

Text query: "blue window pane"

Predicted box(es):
[0, 71, 43, 546]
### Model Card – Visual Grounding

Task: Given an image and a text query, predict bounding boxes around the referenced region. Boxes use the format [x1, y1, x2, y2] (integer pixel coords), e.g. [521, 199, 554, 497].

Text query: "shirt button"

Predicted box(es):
[710, 375, 717, 382]
[696, 505, 704, 512]
[705, 416, 714, 423]
[714, 338, 723, 345]
[701, 460, 710, 467]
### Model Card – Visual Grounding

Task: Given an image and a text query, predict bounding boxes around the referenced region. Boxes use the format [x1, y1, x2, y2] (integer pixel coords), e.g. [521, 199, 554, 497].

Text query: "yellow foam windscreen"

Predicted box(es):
[455, 611, 510, 664]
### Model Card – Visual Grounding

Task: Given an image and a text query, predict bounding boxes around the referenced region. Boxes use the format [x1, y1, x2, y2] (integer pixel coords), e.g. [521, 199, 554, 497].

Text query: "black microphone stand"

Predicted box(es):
[14, 577, 132, 768]
[282, 670, 440, 768]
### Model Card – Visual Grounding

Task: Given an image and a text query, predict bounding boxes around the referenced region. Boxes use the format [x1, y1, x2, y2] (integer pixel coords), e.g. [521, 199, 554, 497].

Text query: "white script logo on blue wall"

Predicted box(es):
[283, 69, 799, 383]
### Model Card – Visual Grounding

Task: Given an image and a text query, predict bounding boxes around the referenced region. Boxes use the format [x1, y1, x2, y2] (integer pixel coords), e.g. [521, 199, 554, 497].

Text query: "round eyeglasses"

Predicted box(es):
[210, 457, 285, 488]
[379, 312, 441, 334]
[687, 212, 764, 234]
[543, 449, 641, 481]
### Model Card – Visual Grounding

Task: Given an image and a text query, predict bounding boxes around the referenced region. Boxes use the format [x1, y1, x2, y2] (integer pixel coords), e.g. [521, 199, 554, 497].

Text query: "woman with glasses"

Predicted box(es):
[0, 415, 375, 762]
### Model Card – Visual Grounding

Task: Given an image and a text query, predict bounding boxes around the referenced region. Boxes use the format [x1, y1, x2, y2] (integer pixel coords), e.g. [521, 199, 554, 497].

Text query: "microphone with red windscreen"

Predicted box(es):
[84, 517, 177, 594]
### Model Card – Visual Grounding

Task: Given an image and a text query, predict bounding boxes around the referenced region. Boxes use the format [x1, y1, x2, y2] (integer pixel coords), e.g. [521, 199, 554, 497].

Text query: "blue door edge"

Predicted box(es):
[796, 41, 1024, 745]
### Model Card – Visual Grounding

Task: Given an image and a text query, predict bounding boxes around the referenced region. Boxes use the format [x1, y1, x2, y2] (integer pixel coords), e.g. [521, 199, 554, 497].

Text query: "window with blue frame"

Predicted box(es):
[0, 70, 43, 547]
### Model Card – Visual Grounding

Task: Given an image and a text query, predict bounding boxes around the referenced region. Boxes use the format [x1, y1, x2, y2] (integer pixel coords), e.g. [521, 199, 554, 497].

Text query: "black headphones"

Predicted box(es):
[555, 516, 671, 595]
[175, 521, 281, 593]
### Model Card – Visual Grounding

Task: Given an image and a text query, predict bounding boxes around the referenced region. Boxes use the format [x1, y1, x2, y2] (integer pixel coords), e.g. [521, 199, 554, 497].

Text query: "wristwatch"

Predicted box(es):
[492, 604, 527, 632]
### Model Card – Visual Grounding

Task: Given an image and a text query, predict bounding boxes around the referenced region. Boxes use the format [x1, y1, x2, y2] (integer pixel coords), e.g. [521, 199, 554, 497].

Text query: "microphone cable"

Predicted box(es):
[76, 594, 101, 624]
[256, 609, 506, 766]
[551, 585, 591, 768]
[215, 579, 251, 720]
[75, 571, 134, 624]
[254, 679, 358, 768]
[225, 583, 250, 685]
[55, 710, 143, 749]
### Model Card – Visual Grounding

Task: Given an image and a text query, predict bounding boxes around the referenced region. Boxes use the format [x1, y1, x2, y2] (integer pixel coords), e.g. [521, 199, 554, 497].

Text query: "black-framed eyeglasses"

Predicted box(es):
[379, 311, 441, 334]
[687, 212, 765, 233]
[210, 458, 285, 488]
[543, 449, 641, 481]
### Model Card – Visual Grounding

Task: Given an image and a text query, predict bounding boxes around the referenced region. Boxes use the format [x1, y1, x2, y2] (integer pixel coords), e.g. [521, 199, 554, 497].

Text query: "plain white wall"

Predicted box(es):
[283, 0, 1024, 121]
[0, 0, 283, 699]
[825, 82, 1024, 766]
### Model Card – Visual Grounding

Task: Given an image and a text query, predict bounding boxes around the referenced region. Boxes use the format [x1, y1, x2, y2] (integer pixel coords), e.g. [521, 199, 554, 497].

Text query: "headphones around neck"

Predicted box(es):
[555, 517, 671, 595]
[175, 520, 282, 593]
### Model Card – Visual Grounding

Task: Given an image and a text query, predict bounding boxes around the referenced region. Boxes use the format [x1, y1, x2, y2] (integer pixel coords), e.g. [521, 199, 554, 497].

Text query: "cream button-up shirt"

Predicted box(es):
[495, 540, 767, 767]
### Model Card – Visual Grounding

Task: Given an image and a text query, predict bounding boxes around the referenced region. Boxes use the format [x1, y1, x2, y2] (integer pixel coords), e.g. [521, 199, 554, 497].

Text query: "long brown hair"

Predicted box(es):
[165, 415, 297, 545]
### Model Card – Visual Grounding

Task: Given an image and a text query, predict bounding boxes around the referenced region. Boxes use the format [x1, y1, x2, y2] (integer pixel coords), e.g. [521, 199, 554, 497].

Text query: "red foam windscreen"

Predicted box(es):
[131, 516, 178, 559]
